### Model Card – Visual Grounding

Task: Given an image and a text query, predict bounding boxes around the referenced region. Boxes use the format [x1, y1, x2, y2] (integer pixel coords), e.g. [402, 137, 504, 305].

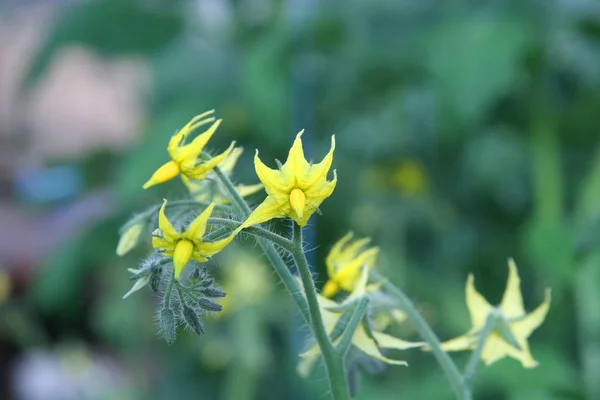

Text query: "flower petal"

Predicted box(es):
[281, 130, 311, 184]
[158, 199, 179, 241]
[466, 274, 494, 330]
[353, 325, 408, 366]
[151, 236, 173, 250]
[143, 161, 181, 189]
[195, 226, 242, 258]
[372, 331, 425, 350]
[185, 203, 215, 242]
[480, 334, 510, 366]
[173, 239, 194, 279]
[167, 110, 215, 155]
[219, 147, 244, 175]
[305, 169, 337, 201]
[183, 140, 235, 180]
[511, 288, 551, 339]
[242, 196, 290, 227]
[172, 118, 221, 162]
[440, 334, 477, 351]
[305, 135, 335, 189]
[500, 258, 526, 319]
[254, 151, 290, 195]
[236, 183, 264, 198]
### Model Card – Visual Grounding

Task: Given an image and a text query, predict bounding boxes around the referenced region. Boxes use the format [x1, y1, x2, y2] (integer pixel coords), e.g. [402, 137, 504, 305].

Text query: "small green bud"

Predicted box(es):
[197, 298, 223, 312]
[182, 305, 204, 335]
[200, 287, 226, 298]
[116, 222, 145, 256]
[150, 268, 162, 293]
[200, 277, 214, 288]
[122, 276, 150, 299]
[159, 308, 177, 345]
[190, 267, 201, 281]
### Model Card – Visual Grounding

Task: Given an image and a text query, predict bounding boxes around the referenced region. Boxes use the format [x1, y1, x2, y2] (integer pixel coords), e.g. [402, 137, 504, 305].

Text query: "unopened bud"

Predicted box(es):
[198, 298, 223, 312]
[150, 268, 163, 293]
[159, 308, 177, 345]
[200, 287, 226, 298]
[116, 223, 145, 256]
[183, 305, 204, 335]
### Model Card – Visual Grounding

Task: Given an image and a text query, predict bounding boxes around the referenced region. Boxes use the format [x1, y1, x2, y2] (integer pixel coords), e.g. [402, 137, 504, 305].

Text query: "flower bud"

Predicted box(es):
[116, 222, 145, 256]
[183, 305, 204, 335]
[159, 308, 177, 345]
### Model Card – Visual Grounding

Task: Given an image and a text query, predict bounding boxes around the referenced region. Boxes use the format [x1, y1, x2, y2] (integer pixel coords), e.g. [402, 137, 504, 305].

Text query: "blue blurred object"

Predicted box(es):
[14, 165, 83, 203]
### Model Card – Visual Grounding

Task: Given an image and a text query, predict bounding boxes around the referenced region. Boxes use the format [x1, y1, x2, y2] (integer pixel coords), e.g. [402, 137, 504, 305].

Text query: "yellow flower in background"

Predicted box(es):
[143, 110, 235, 189]
[182, 147, 263, 204]
[0, 271, 11, 304]
[243, 131, 336, 227]
[441, 259, 551, 368]
[152, 200, 242, 279]
[391, 159, 428, 197]
[116, 223, 144, 256]
[298, 268, 424, 376]
[322, 232, 379, 297]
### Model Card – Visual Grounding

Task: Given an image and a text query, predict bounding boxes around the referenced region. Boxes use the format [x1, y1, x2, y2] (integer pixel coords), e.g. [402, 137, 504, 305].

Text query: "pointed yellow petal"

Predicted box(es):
[353, 326, 408, 366]
[171, 118, 221, 162]
[343, 267, 369, 304]
[195, 226, 242, 258]
[219, 147, 244, 175]
[236, 183, 264, 198]
[305, 135, 335, 188]
[185, 203, 215, 242]
[305, 169, 337, 201]
[335, 259, 365, 291]
[326, 232, 354, 276]
[322, 280, 340, 298]
[168, 111, 215, 155]
[466, 274, 494, 329]
[282, 130, 311, 183]
[182, 140, 234, 181]
[289, 188, 306, 221]
[372, 331, 425, 350]
[173, 239, 194, 279]
[143, 161, 180, 189]
[254, 151, 290, 195]
[151, 236, 173, 251]
[343, 237, 371, 259]
[480, 334, 510, 366]
[242, 196, 289, 227]
[158, 200, 179, 241]
[500, 337, 539, 368]
[500, 258, 526, 319]
[440, 334, 477, 352]
[511, 288, 551, 339]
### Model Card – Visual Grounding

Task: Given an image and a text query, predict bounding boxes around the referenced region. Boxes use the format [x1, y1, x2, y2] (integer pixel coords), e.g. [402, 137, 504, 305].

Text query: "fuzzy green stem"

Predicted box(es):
[292, 222, 350, 400]
[164, 276, 175, 307]
[463, 312, 498, 395]
[335, 297, 369, 356]
[213, 167, 310, 323]
[208, 217, 293, 249]
[370, 270, 468, 399]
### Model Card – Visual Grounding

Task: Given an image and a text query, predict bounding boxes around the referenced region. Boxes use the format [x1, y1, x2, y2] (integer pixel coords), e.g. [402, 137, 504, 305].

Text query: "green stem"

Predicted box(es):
[208, 217, 293, 249]
[164, 276, 175, 307]
[335, 297, 369, 356]
[370, 270, 468, 400]
[291, 222, 350, 400]
[212, 167, 310, 323]
[463, 312, 497, 396]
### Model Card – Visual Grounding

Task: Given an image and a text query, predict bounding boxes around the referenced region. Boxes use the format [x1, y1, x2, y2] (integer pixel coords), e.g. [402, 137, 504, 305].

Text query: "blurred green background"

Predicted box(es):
[1, 0, 599, 399]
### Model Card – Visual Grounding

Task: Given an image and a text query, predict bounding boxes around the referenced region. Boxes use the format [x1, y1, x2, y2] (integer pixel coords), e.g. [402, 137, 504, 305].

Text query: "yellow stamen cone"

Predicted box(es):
[173, 240, 194, 279]
[289, 188, 306, 221]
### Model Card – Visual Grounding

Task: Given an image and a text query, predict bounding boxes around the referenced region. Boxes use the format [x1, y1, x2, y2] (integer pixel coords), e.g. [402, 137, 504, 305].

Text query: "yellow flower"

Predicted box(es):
[441, 259, 551, 368]
[322, 232, 379, 297]
[116, 223, 144, 256]
[182, 147, 263, 204]
[152, 200, 241, 279]
[298, 268, 424, 376]
[243, 131, 336, 227]
[143, 110, 235, 189]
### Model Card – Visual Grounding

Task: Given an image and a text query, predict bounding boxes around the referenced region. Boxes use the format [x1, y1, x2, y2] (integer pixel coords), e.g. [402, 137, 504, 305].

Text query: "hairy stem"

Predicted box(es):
[212, 167, 310, 323]
[463, 312, 497, 397]
[370, 270, 468, 399]
[291, 222, 350, 400]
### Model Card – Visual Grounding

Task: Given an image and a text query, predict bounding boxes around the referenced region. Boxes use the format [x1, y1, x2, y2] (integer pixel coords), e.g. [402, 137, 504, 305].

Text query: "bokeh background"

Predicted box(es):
[1, 0, 599, 399]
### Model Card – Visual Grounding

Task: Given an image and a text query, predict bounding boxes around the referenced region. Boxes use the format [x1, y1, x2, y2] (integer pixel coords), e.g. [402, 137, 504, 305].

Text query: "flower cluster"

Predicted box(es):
[116, 110, 551, 397]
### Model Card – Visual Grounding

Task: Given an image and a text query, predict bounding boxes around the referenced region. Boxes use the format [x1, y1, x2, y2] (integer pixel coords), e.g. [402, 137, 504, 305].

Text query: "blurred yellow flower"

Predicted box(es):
[322, 232, 379, 298]
[143, 110, 235, 189]
[298, 268, 423, 376]
[0, 271, 11, 304]
[182, 147, 263, 204]
[441, 259, 551, 368]
[243, 131, 336, 227]
[152, 200, 241, 279]
[391, 160, 428, 197]
[116, 223, 144, 256]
